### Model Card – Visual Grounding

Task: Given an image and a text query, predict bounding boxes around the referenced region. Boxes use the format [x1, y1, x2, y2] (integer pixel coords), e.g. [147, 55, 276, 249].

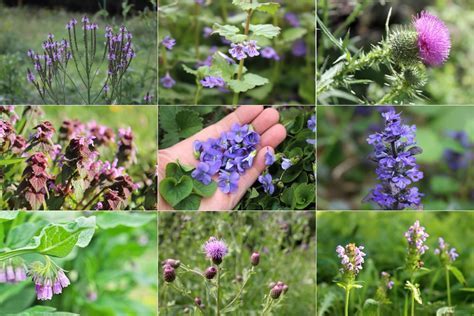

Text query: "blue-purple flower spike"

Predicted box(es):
[367, 110, 424, 210]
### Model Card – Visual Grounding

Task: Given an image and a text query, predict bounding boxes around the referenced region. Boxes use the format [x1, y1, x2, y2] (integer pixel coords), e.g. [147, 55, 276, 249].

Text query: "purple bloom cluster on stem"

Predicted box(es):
[203, 237, 228, 265]
[162, 258, 180, 283]
[404, 220, 429, 271]
[434, 237, 459, 264]
[16, 153, 52, 210]
[200, 76, 226, 88]
[32, 268, 70, 301]
[269, 281, 289, 299]
[162, 36, 176, 50]
[1, 119, 26, 155]
[0, 260, 27, 284]
[229, 41, 261, 60]
[367, 110, 424, 210]
[336, 243, 366, 277]
[443, 131, 473, 171]
[192, 123, 260, 194]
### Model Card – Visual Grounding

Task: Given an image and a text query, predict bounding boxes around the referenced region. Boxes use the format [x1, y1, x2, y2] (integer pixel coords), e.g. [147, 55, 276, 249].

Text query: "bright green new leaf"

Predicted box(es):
[213, 23, 247, 42]
[228, 73, 269, 93]
[0, 157, 25, 166]
[159, 176, 194, 207]
[249, 24, 280, 39]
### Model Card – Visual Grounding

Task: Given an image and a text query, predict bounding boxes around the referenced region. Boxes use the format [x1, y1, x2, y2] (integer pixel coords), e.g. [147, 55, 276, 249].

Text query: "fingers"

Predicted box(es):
[250, 107, 280, 135]
[259, 124, 287, 149]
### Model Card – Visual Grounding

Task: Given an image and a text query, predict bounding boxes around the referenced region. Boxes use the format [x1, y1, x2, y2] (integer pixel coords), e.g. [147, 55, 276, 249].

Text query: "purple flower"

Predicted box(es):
[284, 12, 300, 27]
[367, 110, 423, 210]
[258, 173, 275, 194]
[292, 39, 307, 57]
[162, 36, 176, 50]
[244, 40, 260, 57]
[404, 220, 429, 255]
[308, 115, 316, 132]
[229, 43, 247, 60]
[336, 243, 366, 276]
[443, 131, 472, 170]
[265, 149, 275, 166]
[31, 267, 70, 301]
[250, 252, 260, 266]
[203, 237, 228, 264]
[27, 70, 36, 83]
[434, 237, 459, 263]
[200, 76, 226, 88]
[203, 26, 213, 38]
[218, 171, 240, 194]
[261, 47, 280, 60]
[281, 158, 292, 170]
[381, 272, 394, 290]
[160, 72, 176, 89]
[192, 162, 213, 185]
[270, 281, 288, 299]
[413, 11, 451, 66]
[204, 266, 217, 279]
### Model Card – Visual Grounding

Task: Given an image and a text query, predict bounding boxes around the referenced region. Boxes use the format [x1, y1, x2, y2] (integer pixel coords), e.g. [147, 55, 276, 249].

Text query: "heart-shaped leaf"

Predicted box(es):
[159, 176, 193, 207]
[193, 179, 217, 198]
[174, 194, 201, 210]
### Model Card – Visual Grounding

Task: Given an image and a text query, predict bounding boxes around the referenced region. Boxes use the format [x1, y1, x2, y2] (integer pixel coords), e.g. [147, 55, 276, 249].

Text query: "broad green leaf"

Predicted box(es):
[159, 176, 194, 207]
[175, 110, 203, 138]
[6, 222, 42, 249]
[174, 194, 201, 210]
[0, 211, 19, 223]
[177, 160, 195, 172]
[232, 1, 280, 15]
[228, 73, 269, 93]
[249, 24, 280, 39]
[0, 157, 25, 166]
[282, 27, 307, 43]
[165, 162, 185, 179]
[213, 23, 247, 42]
[448, 265, 466, 285]
[159, 106, 178, 134]
[294, 183, 315, 209]
[96, 213, 155, 229]
[211, 53, 236, 81]
[182, 64, 198, 76]
[193, 179, 217, 198]
[254, 3, 280, 15]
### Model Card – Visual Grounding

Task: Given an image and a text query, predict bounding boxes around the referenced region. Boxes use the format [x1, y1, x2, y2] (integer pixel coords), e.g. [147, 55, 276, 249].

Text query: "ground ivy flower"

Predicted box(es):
[229, 43, 247, 60]
[258, 173, 275, 194]
[160, 72, 176, 89]
[261, 47, 280, 60]
[292, 39, 307, 57]
[200, 76, 225, 88]
[162, 36, 176, 50]
[434, 237, 459, 263]
[243, 40, 260, 57]
[203, 237, 228, 265]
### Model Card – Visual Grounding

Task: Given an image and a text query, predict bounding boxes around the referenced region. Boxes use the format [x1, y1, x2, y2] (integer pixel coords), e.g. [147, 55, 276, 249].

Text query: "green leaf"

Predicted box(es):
[0, 211, 19, 223]
[248, 188, 259, 199]
[159, 176, 193, 207]
[193, 179, 217, 198]
[159, 106, 178, 134]
[212, 23, 247, 42]
[430, 176, 460, 195]
[6, 222, 41, 249]
[0, 157, 25, 166]
[404, 281, 422, 304]
[210, 52, 237, 81]
[175, 110, 203, 138]
[294, 183, 315, 209]
[178, 160, 195, 172]
[182, 64, 198, 76]
[228, 73, 269, 93]
[448, 265, 466, 285]
[96, 213, 155, 229]
[232, 1, 280, 15]
[174, 194, 201, 211]
[249, 24, 280, 39]
[282, 27, 307, 43]
[165, 162, 185, 179]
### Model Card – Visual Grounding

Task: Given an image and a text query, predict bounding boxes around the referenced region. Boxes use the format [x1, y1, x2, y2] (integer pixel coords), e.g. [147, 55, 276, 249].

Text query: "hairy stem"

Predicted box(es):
[446, 266, 452, 306]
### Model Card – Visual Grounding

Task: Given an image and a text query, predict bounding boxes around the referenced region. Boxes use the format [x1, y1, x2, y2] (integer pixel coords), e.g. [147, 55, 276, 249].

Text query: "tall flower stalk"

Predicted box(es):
[434, 237, 459, 307]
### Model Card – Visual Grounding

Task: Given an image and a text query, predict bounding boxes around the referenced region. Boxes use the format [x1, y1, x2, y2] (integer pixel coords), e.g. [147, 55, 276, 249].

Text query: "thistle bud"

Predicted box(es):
[388, 28, 419, 67]
[250, 252, 260, 266]
[204, 266, 217, 280]
[162, 259, 181, 269]
[270, 284, 283, 299]
[163, 265, 176, 283]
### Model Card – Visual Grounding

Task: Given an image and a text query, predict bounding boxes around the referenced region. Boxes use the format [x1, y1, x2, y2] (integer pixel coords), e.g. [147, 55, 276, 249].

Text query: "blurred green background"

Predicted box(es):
[318, 106, 474, 210]
[317, 211, 474, 315]
[158, 212, 316, 315]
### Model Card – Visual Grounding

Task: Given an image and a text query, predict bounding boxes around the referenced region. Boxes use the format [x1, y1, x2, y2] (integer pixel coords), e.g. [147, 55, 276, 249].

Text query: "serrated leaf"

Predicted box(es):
[249, 24, 280, 39]
[159, 106, 178, 133]
[282, 27, 307, 42]
[175, 110, 203, 138]
[182, 64, 198, 76]
[193, 179, 217, 198]
[213, 23, 247, 42]
[159, 176, 193, 207]
[228, 73, 269, 93]
[232, 1, 280, 15]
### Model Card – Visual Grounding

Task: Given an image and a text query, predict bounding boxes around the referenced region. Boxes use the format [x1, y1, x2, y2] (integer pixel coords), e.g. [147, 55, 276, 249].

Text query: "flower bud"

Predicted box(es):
[388, 28, 419, 67]
[270, 284, 283, 299]
[162, 259, 181, 269]
[277, 181, 284, 189]
[250, 252, 260, 266]
[163, 265, 176, 283]
[194, 297, 202, 306]
[204, 266, 217, 280]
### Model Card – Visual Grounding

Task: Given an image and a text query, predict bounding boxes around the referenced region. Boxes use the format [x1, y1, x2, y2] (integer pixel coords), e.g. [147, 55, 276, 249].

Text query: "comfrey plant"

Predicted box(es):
[404, 220, 429, 316]
[27, 16, 135, 104]
[0, 107, 156, 210]
[161, 237, 288, 315]
[434, 237, 463, 307]
[335, 243, 366, 316]
[184, 0, 281, 105]
[0, 214, 95, 302]
[317, 10, 451, 104]
[366, 110, 424, 210]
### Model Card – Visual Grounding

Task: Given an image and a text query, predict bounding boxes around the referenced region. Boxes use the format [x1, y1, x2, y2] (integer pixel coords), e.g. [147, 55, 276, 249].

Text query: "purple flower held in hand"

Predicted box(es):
[336, 243, 366, 276]
[265, 149, 275, 166]
[434, 237, 459, 263]
[261, 47, 280, 60]
[192, 162, 213, 185]
[229, 43, 247, 60]
[160, 72, 176, 89]
[218, 171, 240, 194]
[162, 36, 176, 50]
[258, 173, 275, 195]
[200, 76, 226, 88]
[281, 158, 292, 170]
[367, 110, 424, 210]
[244, 40, 260, 57]
[413, 11, 451, 66]
[203, 237, 228, 265]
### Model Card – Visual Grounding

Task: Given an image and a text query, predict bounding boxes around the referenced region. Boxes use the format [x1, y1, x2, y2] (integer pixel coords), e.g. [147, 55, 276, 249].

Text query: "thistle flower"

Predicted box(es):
[163, 265, 176, 283]
[162, 259, 181, 269]
[204, 266, 217, 279]
[367, 110, 424, 210]
[160, 72, 176, 89]
[162, 36, 176, 50]
[203, 237, 228, 265]
[434, 237, 459, 264]
[404, 220, 429, 272]
[250, 252, 260, 266]
[336, 243, 366, 276]
[270, 281, 288, 299]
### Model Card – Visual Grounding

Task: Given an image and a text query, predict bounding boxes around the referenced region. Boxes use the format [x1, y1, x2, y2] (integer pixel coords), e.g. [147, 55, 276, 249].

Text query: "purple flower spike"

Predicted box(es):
[405, 220, 429, 255]
[203, 237, 228, 265]
[413, 11, 451, 66]
[160, 72, 176, 89]
[336, 243, 366, 276]
[229, 43, 247, 60]
[162, 36, 176, 50]
[434, 237, 459, 263]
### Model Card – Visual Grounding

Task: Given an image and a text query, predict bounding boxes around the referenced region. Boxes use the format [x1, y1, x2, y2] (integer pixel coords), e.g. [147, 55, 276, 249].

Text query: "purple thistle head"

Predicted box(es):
[160, 72, 176, 89]
[163, 265, 176, 282]
[250, 252, 260, 266]
[270, 281, 288, 299]
[413, 11, 451, 66]
[434, 237, 459, 264]
[203, 237, 228, 265]
[162, 36, 176, 50]
[336, 243, 366, 277]
[204, 266, 217, 279]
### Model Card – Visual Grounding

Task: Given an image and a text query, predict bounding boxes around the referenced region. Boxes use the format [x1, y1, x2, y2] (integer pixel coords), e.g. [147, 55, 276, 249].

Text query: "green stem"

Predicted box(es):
[223, 267, 254, 310]
[411, 290, 415, 316]
[446, 266, 452, 307]
[232, 8, 252, 106]
[345, 288, 351, 316]
[0, 248, 35, 261]
[216, 266, 221, 316]
[194, 83, 202, 105]
[404, 293, 408, 316]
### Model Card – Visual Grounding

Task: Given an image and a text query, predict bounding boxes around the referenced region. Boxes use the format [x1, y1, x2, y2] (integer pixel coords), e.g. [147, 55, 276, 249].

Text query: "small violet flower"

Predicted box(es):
[160, 72, 176, 89]
[434, 237, 459, 263]
[261, 47, 280, 60]
[162, 36, 176, 50]
[281, 158, 292, 170]
[229, 43, 247, 60]
[258, 173, 275, 195]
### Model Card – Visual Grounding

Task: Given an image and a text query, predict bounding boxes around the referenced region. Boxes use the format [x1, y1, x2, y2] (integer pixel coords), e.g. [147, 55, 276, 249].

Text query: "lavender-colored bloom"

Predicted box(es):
[203, 26, 213, 38]
[281, 158, 292, 170]
[261, 47, 280, 60]
[200, 76, 226, 88]
[367, 110, 424, 210]
[336, 243, 366, 276]
[14, 266, 27, 282]
[160, 72, 176, 89]
[413, 11, 451, 66]
[229, 43, 247, 60]
[250, 252, 260, 266]
[434, 237, 459, 263]
[162, 36, 176, 50]
[144, 92, 153, 103]
[218, 171, 240, 194]
[404, 220, 429, 255]
[192, 162, 213, 185]
[203, 237, 228, 264]
[292, 39, 307, 57]
[284, 12, 300, 27]
[195, 0, 205, 4]
[265, 149, 275, 166]
[308, 115, 316, 132]
[443, 131, 472, 170]
[27, 70, 36, 83]
[244, 40, 260, 57]
[258, 173, 275, 194]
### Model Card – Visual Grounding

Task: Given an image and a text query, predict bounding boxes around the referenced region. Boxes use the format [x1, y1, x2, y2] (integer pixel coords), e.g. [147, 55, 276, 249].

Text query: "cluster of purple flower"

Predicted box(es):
[203, 237, 228, 265]
[162, 258, 180, 283]
[404, 220, 429, 256]
[367, 110, 424, 210]
[16, 153, 52, 210]
[229, 40, 260, 60]
[434, 237, 459, 263]
[31, 267, 71, 301]
[0, 260, 27, 284]
[443, 131, 473, 171]
[161, 36, 176, 50]
[336, 243, 366, 276]
[191, 124, 260, 194]
[95, 175, 137, 210]
[200, 76, 226, 88]
[104, 25, 135, 89]
[381, 271, 394, 290]
[307, 114, 316, 145]
[116, 127, 137, 165]
[269, 281, 289, 299]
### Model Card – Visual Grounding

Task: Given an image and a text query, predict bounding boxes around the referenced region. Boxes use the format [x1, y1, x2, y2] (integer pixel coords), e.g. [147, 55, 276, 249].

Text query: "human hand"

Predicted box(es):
[158, 106, 287, 210]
